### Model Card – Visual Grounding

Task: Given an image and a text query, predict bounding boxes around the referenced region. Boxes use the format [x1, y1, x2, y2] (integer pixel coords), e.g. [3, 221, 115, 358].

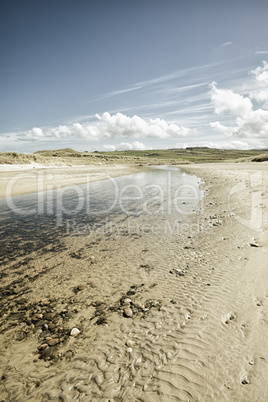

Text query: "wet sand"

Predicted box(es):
[0, 162, 267, 401]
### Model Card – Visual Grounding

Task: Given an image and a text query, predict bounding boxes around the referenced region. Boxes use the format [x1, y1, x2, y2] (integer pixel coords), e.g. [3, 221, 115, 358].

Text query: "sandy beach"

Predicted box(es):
[0, 162, 267, 401]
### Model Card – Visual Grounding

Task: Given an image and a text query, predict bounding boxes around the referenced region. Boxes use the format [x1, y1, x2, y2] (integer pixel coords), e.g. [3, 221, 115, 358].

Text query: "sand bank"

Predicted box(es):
[0, 163, 142, 199]
[0, 162, 267, 401]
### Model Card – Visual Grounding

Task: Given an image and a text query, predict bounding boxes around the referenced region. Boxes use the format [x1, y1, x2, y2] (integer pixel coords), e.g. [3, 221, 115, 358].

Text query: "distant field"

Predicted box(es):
[0, 147, 267, 165]
[95, 147, 268, 163]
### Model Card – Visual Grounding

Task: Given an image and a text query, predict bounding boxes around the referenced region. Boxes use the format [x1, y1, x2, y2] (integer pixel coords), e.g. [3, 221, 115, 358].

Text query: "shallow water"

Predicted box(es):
[0, 166, 203, 262]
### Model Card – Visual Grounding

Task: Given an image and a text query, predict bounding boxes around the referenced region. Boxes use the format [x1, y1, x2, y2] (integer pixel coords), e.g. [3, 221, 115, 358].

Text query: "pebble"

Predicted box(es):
[126, 340, 135, 347]
[134, 301, 145, 309]
[47, 338, 59, 347]
[123, 298, 132, 304]
[64, 350, 74, 359]
[249, 242, 259, 247]
[41, 299, 50, 306]
[43, 313, 54, 321]
[126, 289, 136, 297]
[33, 314, 43, 320]
[40, 346, 57, 360]
[124, 307, 133, 318]
[15, 330, 27, 341]
[70, 328, 80, 337]
[38, 343, 48, 351]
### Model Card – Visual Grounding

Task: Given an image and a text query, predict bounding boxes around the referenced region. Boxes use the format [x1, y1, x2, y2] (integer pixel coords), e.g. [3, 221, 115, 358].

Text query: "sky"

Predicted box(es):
[1, 0, 268, 152]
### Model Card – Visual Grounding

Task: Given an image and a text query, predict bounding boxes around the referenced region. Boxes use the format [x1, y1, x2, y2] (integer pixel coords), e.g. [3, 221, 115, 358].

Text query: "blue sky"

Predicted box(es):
[1, 0, 268, 152]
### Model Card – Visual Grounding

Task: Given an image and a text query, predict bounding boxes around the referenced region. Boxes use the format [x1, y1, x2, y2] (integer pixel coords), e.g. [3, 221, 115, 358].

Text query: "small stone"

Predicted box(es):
[124, 308, 133, 318]
[47, 338, 59, 347]
[33, 314, 43, 320]
[123, 298, 132, 304]
[40, 346, 57, 360]
[134, 301, 145, 309]
[64, 350, 74, 359]
[249, 242, 259, 247]
[43, 313, 54, 321]
[38, 343, 48, 351]
[126, 340, 135, 347]
[15, 330, 27, 341]
[126, 289, 136, 297]
[127, 348, 132, 353]
[77, 284, 86, 291]
[70, 328, 80, 337]
[41, 299, 50, 306]
[16, 298, 27, 305]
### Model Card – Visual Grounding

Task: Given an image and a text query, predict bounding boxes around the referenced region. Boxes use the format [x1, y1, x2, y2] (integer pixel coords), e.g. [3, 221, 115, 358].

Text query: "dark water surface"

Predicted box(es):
[0, 166, 203, 263]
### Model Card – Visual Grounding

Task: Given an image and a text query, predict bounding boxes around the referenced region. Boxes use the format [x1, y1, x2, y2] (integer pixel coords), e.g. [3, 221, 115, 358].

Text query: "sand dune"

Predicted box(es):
[0, 162, 267, 401]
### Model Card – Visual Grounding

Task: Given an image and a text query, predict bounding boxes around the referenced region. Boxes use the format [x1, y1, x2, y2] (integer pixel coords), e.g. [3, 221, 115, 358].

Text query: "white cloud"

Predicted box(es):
[251, 61, 268, 84]
[103, 141, 151, 151]
[103, 145, 116, 151]
[221, 41, 233, 47]
[16, 112, 197, 143]
[211, 110, 268, 139]
[235, 109, 268, 138]
[210, 82, 252, 116]
[209, 121, 235, 137]
[249, 61, 268, 106]
[210, 62, 268, 144]
[31, 127, 44, 137]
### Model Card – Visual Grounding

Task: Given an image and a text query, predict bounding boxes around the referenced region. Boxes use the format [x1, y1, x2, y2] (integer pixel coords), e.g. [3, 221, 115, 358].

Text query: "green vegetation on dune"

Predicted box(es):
[95, 147, 268, 163]
[1, 147, 267, 165]
[0, 152, 46, 164]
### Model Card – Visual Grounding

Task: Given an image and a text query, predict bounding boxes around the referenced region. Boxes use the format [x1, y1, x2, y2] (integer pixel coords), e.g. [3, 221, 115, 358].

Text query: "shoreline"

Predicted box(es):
[0, 163, 144, 199]
[0, 162, 267, 400]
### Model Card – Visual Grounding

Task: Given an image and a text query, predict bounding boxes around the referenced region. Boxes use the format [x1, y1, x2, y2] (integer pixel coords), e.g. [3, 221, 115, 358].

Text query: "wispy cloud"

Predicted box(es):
[96, 85, 144, 101]
[255, 50, 268, 55]
[95, 61, 224, 103]
[221, 41, 233, 47]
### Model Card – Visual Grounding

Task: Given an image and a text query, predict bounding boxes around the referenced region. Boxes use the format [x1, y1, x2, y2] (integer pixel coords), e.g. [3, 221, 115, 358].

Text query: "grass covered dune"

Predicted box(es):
[1, 146, 268, 166]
